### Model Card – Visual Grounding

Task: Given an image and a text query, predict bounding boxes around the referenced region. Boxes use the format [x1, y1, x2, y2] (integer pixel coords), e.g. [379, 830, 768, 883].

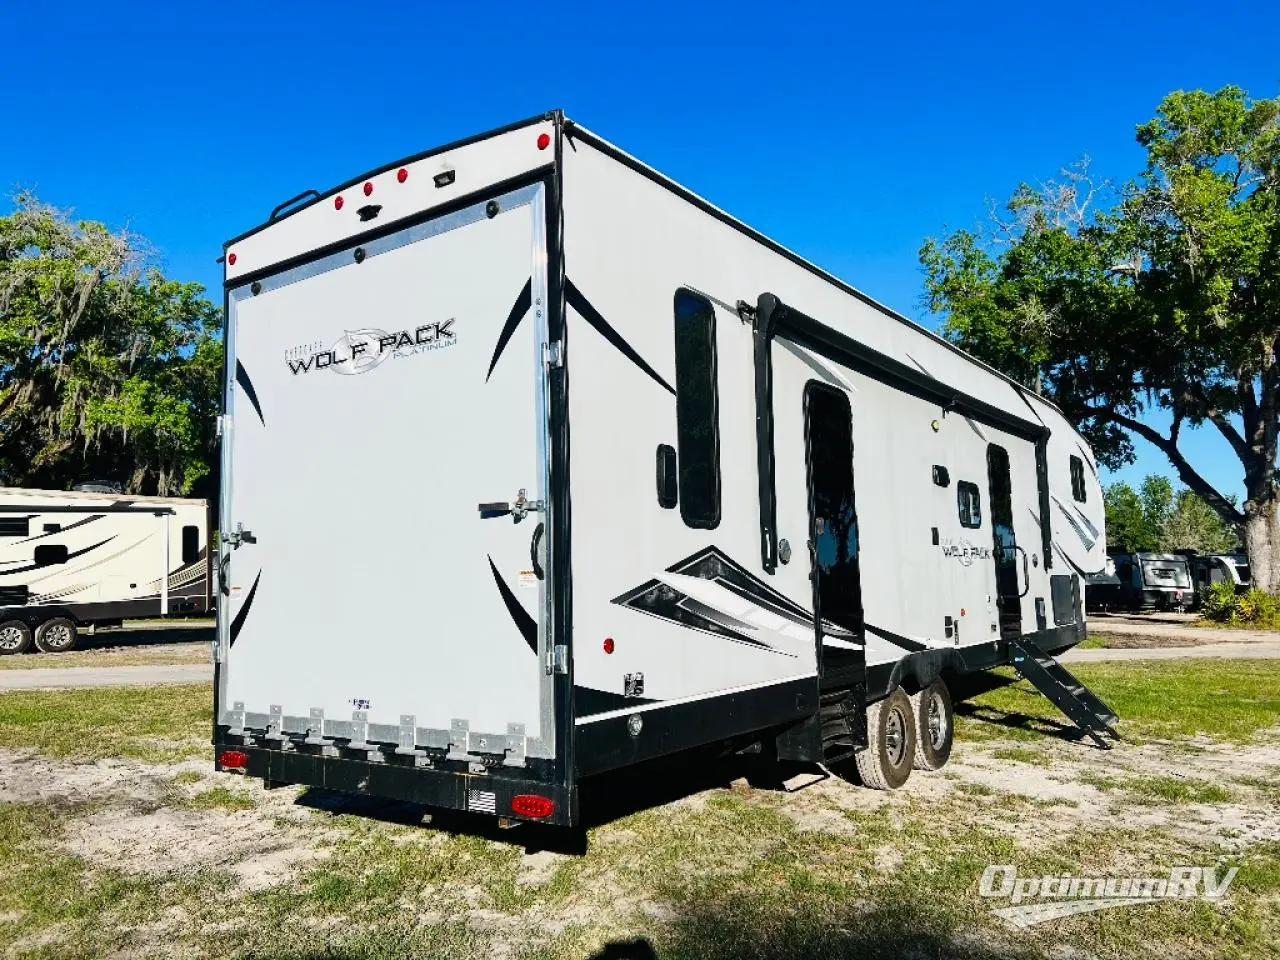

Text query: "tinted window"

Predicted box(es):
[957, 481, 982, 528]
[182, 525, 201, 565]
[673, 289, 720, 529]
[1070, 456, 1087, 502]
[43, 523, 61, 534]
[0, 517, 30, 537]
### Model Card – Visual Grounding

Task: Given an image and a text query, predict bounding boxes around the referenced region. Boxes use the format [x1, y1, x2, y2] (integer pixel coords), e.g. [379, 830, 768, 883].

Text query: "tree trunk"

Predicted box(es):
[1241, 498, 1280, 594]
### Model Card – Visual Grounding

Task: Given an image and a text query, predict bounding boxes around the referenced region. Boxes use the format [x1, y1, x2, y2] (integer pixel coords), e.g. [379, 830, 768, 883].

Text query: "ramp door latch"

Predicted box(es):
[478, 489, 544, 523]
[223, 522, 257, 550]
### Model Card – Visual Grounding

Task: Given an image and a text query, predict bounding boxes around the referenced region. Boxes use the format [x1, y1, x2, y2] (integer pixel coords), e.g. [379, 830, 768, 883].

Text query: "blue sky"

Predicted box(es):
[3, 1, 1277, 500]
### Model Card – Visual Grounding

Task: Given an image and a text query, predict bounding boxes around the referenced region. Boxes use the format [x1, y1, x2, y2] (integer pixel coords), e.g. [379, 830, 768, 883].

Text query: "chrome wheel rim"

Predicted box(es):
[43, 624, 72, 650]
[927, 692, 948, 751]
[885, 706, 907, 766]
[0, 625, 24, 651]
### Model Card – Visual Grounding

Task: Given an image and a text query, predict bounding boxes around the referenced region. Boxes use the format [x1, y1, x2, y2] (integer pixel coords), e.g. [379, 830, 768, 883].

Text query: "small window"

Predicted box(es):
[182, 525, 201, 564]
[1070, 456, 1087, 502]
[34, 544, 68, 567]
[43, 523, 61, 534]
[0, 517, 30, 537]
[958, 482, 982, 528]
[673, 289, 720, 529]
[932, 465, 950, 487]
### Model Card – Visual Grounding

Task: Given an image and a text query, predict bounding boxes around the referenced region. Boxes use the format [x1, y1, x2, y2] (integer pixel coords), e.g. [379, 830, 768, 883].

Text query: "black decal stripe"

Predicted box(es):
[612, 575, 794, 656]
[0, 536, 117, 577]
[228, 571, 260, 646]
[17, 514, 103, 543]
[565, 279, 675, 395]
[863, 623, 928, 653]
[574, 686, 658, 717]
[486, 278, 533, 382]
[1055, 500, 1096, 550]
[489, 557, 538, 654]
[236, 360, 266, 427]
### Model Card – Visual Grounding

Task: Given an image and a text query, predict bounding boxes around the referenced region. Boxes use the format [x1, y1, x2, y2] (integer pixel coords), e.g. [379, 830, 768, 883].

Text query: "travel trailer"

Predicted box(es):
[1112, 552, 1193, 611]
[1190, 552, 1250, 605]
[214, 113, 1114, 828]
[0, 487, 210, 654]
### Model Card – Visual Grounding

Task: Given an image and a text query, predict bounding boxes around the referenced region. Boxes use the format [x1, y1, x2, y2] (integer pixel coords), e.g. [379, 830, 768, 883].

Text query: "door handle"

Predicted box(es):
[479, 488, 544, 523]
[1015, 545, 1031, 597]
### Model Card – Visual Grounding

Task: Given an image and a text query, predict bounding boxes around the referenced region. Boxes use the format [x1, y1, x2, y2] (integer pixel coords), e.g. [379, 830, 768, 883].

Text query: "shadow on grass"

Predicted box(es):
[293, 747, 814, 855]
[948, 671, 1104, 746]
[234, 898, 1035, 960]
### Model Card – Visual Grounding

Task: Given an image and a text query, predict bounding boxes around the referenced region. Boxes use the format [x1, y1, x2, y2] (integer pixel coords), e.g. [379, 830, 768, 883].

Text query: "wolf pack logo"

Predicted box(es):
[940, 538, 993, 566]
[286, 320, 455, 376]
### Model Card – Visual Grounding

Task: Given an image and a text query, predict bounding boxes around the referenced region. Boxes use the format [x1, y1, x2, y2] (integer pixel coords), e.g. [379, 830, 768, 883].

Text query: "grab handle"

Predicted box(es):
[269, 189, 320, 221]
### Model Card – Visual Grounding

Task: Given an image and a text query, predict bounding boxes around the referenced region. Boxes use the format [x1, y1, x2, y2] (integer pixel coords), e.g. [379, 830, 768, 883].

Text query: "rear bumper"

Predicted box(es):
[215, 739, 576, 827]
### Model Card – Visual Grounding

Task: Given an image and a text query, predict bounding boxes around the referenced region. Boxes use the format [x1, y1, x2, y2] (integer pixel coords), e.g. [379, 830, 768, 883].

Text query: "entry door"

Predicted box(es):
[987, 444, 1022, 640]
[804, 382, 864, 669]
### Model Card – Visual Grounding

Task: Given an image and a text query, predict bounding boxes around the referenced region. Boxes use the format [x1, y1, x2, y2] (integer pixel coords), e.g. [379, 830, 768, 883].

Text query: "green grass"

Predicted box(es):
[170, 769, 204, 785]
[182, 785, 256, 812]
[1123, 775, 1236, 805]
[1076, 635, 1111, 649]
[0, 683, 209, 760]
[990, 745, 1053, 766]
[955, 659, 1280, 744]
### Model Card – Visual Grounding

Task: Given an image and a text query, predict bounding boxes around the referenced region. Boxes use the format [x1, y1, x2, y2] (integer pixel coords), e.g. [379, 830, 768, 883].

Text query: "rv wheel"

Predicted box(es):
[854, 686, 916, 790]
[910, 681, 953, 771]
[0, 620, 32, 655]
[34, 617, 78, 654]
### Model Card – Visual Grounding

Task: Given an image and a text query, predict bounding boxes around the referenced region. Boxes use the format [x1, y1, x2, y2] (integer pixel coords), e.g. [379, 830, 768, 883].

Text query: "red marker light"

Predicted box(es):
[227, 252, 237, 266]
[537, 132, 551, 150]
[219, 749, 248, 769]
[960, 608, 966, 617]
[397, 168, 408, 183]
[511, 794, 554, 818]
[334, 196, 344, 210]
[603, 637, 615, 654]
[363, 181, 374, 196]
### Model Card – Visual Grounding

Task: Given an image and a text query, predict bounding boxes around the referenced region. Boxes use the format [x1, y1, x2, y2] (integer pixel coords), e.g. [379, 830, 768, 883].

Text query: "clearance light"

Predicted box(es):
[397, 168, 408, 183]
[511, 794, 554, 818]
[334, 196, 344, 210]
[219, 749, 248, 769]
[227, 252, 237, 266]
[537, 133, 551, 150]
[603, 637, 615, 654]
[363, 181, 374, 196]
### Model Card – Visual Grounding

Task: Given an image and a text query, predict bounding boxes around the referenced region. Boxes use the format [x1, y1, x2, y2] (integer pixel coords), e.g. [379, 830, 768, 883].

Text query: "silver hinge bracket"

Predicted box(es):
[546, 644, 569, 676]
[543, 340, 564, 369]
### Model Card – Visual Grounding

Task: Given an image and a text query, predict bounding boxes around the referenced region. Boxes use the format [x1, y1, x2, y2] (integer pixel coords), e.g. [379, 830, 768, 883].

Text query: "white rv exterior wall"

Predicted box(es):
[561, 129, 1105, 708]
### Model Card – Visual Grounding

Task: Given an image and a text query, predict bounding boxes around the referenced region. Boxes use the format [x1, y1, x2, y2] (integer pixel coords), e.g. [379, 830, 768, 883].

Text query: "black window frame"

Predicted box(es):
[672, 288, 721, 530]
[957, 481, 982, 529]
[0, 517, 30, 537]
[1070, 455, 1087, 502]
[182, 525, 201, 565]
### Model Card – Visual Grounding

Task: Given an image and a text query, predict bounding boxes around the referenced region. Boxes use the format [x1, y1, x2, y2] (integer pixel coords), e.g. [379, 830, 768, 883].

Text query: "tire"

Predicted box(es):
[854, 686, 916, 790]
[0, 620, 32, 655]
[34, 617, 78, 653]
[910, 680, 954, 771]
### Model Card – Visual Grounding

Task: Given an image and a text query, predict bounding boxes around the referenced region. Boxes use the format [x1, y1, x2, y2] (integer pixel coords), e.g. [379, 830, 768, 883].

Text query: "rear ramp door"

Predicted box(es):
[220, 184, 554, 761]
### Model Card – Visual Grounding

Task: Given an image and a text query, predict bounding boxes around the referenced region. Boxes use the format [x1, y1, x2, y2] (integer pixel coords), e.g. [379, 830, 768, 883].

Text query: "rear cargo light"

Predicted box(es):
[363, 181, 374, 196]
[219, 749, 248, 769]
[334, 196, 344, 210]
[603, 637, 615, 654]
[537, 132, 551, 150]
[511, 794, 554, 818]
[227, 252, 237, 266]
[397, 168, 408, 183]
